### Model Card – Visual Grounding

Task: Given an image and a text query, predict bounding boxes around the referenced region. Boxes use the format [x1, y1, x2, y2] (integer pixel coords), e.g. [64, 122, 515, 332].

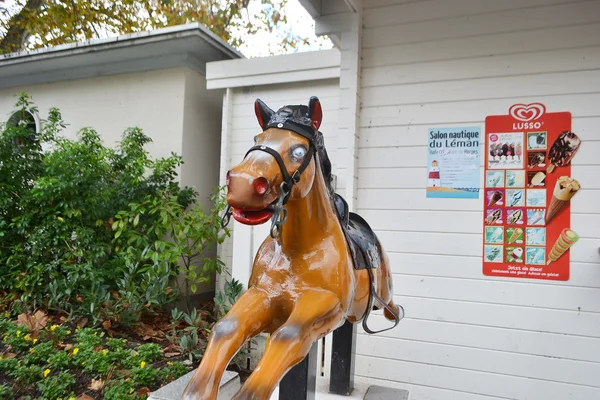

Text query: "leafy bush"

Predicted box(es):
[0, 93, 230, 324]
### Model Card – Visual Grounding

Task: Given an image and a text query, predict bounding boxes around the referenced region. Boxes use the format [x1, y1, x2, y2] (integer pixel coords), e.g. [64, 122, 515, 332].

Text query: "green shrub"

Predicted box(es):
[0, 93, 230, 324]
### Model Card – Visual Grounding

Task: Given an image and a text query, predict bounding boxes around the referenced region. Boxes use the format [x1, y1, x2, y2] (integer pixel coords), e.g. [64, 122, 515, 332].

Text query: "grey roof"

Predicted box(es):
[0, 23, 244, 89]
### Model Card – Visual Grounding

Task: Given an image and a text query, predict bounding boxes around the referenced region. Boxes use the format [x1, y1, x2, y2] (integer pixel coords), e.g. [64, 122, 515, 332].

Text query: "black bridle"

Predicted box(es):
[221, 121, 317, 238]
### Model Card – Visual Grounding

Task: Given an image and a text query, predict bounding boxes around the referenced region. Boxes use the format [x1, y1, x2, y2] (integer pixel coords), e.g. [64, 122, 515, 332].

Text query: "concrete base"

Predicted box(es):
[364, 385, 410, 400]
[148, 369, 240, 400]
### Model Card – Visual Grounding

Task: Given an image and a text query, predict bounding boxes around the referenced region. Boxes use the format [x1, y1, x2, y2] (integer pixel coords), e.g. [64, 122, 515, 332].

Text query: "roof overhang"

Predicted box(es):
[0, 23, 243, 89]
[297, 0, 356, 46]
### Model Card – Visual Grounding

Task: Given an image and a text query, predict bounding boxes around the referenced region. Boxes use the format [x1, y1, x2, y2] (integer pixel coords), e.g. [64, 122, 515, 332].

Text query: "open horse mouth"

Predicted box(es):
[231, 207, 273, 225]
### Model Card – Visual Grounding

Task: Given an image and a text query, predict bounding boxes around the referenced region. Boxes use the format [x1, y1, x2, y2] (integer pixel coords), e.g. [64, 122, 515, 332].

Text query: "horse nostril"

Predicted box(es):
[253, 177, 269, 195]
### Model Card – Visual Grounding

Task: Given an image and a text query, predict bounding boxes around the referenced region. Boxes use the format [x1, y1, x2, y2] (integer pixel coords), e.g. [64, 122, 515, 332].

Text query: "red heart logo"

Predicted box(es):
[509, 103, 545, 122]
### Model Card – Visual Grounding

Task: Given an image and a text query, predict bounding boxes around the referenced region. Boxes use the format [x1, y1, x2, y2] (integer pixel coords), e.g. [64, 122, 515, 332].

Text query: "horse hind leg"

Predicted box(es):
[377, 246, 402, 322]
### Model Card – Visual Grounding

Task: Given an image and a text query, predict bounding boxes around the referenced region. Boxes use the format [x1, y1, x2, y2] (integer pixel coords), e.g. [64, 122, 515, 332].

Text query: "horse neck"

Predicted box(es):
[278, 164, 338, 254]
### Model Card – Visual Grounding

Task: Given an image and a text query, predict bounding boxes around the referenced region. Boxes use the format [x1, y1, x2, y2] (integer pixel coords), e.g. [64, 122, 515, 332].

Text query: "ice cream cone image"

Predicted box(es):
[545, 176, 580, 224]
[488, 191, 503, 206]
[547, 228, 579, 264]
[547, 131, 581, 173]
[508, 228, 523, 244]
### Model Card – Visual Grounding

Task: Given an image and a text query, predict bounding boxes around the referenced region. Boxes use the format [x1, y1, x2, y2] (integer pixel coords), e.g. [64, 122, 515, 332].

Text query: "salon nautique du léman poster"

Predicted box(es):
[426, 127, 481, 199]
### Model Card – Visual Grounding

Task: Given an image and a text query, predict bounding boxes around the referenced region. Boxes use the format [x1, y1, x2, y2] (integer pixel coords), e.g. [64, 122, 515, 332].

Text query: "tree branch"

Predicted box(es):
[0, 0, 44, 54]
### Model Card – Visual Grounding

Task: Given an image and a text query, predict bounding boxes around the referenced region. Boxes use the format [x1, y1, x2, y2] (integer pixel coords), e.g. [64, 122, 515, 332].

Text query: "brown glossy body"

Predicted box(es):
[182, 125, 398, 400]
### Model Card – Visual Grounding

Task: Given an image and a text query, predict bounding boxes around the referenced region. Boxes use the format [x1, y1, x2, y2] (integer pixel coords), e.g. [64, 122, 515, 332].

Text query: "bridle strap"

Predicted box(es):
[244, 142, 315, 206]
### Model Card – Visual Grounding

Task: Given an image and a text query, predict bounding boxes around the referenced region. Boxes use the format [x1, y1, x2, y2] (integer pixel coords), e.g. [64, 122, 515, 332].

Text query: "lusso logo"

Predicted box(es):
[509, 103, 545, 130]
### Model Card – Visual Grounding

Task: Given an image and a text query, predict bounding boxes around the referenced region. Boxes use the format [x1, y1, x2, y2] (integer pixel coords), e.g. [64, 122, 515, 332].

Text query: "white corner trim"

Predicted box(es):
[206, 49, 341, 89]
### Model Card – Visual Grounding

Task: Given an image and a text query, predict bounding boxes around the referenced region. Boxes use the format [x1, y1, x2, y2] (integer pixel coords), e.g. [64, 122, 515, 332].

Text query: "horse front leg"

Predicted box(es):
[182, 288, 273, 400]
[231, 289, 344, 400]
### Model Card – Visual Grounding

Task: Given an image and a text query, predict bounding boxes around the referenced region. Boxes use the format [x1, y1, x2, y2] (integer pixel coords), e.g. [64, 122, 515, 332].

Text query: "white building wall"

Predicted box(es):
[220, 79, 340, 288]
[355, 1, 600, 399]
[0, 67, 225, 297]
[0, 68, 187, 163]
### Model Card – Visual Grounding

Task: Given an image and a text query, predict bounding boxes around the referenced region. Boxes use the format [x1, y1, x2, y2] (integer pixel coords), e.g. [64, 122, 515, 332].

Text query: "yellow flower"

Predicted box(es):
[29, 348, 35, 353]
[102, 349, 108, 356]
[129, 388, 134, 394]
[24, 334, 31, 341]
[50, 324, 58, 331]
[33, 338, 38, 344]
[16, 331, 21, 337]
[167, 361, 173, 366]
[57, 216, 63, 221]
[72, 348, 79, 355]
[140, 361, 146, 369]
[66, 330, 71, 335]
[43, 369, 51, 378]
[3, 312, 9, 318]
[69, 397, 76, 400]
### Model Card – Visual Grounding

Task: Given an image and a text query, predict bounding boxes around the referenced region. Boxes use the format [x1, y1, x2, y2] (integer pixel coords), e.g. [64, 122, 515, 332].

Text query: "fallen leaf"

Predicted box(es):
[16, 310, 48, 333]
[102, 320, 111, 330]
[1, 353, 17, 359]
[64, 343, 74, 351]
[88, 378, 104, 391]
[164, 352, 180, 358]
[76, 395, 94, 400]
[137, 387, 151, 396]
[77, 317, 88, 328]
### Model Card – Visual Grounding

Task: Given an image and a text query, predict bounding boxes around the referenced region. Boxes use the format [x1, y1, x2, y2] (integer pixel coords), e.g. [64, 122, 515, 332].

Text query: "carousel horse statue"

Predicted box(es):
[182, 96, 404, 400]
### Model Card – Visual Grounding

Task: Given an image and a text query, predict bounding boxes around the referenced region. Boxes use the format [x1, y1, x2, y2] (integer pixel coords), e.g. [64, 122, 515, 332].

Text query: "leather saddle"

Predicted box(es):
[333, 194, 382, 270]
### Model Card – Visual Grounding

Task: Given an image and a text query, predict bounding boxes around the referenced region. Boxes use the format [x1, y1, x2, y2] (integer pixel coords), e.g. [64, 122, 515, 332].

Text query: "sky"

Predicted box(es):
[234, 0, 334, 58]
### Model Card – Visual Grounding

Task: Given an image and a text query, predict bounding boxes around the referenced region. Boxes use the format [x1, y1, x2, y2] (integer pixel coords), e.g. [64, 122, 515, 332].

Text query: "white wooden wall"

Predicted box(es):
[217, 79, 340, 289]
[354, 0, 600, 399]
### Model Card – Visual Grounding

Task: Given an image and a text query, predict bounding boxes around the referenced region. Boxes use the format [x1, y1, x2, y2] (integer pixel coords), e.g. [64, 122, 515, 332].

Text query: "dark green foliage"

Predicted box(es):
[0, 93, 229, 324]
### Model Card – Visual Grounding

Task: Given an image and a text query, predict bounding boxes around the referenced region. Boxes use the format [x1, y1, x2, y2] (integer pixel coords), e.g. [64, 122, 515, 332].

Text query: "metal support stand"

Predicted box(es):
[278, 341, 318, 400]
[329, 320, 356, 395]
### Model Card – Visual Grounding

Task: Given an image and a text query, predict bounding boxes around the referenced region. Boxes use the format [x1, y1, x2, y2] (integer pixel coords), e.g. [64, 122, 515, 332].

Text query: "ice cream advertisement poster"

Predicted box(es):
[426, 127, 481, 199]
[482, 103, 581, 281]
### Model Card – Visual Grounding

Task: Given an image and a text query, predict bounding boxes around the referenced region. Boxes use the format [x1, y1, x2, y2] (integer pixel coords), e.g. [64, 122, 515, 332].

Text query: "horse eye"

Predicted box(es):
[291, 146, 307, 162]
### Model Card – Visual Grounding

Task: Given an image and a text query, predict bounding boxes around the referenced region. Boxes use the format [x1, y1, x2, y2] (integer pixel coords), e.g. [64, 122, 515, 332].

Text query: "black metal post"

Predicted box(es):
[278, 341, 318, 400]
[329, 320, 356, 395]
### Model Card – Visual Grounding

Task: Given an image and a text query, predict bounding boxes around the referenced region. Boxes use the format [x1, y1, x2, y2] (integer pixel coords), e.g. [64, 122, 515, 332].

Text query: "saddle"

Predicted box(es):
[333, 194, 382, 270]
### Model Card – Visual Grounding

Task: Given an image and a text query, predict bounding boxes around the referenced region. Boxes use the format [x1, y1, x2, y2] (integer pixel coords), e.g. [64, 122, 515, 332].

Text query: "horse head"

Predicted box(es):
[224, 96, 327, 236]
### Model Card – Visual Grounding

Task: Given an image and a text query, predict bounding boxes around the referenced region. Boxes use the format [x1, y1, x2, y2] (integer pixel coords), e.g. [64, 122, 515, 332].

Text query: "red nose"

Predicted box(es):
[253, 177, 269, 195]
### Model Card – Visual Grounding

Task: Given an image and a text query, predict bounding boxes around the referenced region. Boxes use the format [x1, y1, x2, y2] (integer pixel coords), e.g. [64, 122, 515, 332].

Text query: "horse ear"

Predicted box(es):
[254, 98, 274, 130]
[308, 96, 322, 130]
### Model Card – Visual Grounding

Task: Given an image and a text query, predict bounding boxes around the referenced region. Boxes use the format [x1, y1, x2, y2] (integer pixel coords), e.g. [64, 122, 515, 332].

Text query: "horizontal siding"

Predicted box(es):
[362, 1, 600, 48]
[356, 0, 600, 398]
[362, 22, 600, 68]
[363, 0, 587, 28]
[226, 78, 340, 291]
